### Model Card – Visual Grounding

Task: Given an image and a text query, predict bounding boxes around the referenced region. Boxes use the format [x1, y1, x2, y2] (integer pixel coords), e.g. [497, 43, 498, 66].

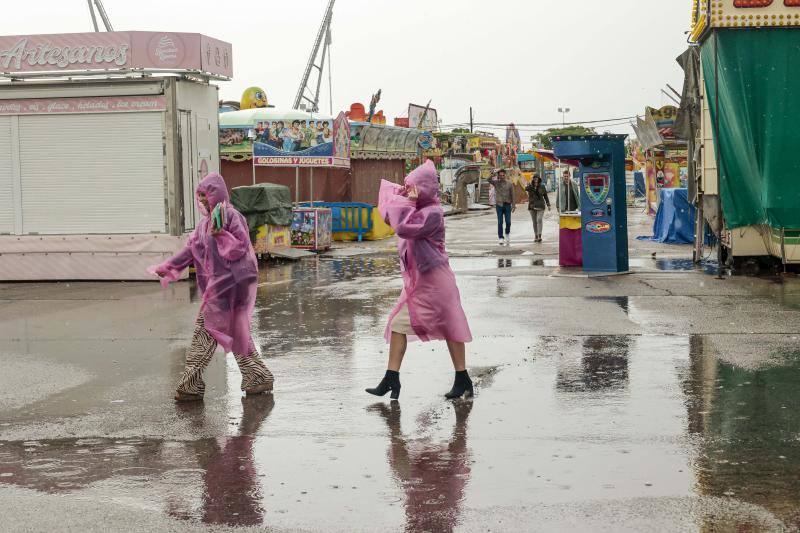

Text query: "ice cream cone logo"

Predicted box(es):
[155, 36, 178, 62]
[148, 33, 185, 67]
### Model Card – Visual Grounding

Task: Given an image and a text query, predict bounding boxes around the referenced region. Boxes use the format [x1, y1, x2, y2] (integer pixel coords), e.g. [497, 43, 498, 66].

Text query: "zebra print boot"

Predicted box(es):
[235, 352, 275, 395]
[175, 314, 218, 402]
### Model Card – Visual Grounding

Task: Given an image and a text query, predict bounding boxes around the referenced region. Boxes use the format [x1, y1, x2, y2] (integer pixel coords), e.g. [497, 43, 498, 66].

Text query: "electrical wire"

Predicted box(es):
[441, 115, 639, 128]
[440, 119, 636, 133]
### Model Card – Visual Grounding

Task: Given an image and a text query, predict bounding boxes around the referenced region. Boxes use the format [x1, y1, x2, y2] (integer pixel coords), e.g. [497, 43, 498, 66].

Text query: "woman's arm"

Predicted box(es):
[392, 206, 443, 240]
[542, 185, 551, 208]
[149, 232, 196, 283]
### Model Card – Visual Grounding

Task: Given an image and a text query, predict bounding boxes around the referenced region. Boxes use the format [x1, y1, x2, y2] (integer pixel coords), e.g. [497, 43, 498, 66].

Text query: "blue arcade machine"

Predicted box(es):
[552, 135, 629, 273]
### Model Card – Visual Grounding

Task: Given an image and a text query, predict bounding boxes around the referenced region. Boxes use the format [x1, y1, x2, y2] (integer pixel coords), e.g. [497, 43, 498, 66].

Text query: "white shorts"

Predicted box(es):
[390, 305, 415, 335]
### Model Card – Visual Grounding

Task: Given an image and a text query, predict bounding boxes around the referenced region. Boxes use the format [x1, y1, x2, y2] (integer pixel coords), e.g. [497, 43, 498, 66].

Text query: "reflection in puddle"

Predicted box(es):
[557, 335, 631, 392]
[684, 336, 800, 526]
[0, 396, 275, 527]
[369, 402, 472, 533]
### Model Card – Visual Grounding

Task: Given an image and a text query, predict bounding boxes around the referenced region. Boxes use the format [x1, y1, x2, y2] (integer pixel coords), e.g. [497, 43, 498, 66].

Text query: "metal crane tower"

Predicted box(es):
[293, 0, 335, 113]
[86, 0, 114, 31]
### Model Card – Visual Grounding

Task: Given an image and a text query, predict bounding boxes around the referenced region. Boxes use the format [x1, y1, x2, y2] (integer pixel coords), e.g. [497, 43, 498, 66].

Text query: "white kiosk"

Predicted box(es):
[0, 31, 232, 280]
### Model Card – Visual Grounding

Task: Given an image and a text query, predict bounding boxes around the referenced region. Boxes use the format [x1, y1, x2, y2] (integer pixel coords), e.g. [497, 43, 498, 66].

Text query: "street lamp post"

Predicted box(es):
[556, 107, 570, 209]
[558, 107, 571, 126]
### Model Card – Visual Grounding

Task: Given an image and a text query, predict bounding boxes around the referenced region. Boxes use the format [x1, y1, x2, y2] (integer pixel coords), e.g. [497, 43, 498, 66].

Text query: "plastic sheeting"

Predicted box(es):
[701, 30, 800, 229]
[230, 184, 293, 242]
[641, 188, 695, 245]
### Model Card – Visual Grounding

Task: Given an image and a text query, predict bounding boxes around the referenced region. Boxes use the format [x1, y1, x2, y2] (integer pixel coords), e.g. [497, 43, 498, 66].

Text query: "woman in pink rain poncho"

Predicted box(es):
[366, 160, 474, 401]
[151, 172, 274, 402]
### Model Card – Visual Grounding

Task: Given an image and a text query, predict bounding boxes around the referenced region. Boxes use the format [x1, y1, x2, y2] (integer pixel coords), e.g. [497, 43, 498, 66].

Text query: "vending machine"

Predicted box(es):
[552, 135, 629, 273]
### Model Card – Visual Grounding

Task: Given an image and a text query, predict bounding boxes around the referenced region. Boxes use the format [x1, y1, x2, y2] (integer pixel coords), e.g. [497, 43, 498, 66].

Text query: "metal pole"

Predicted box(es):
[295, 167, 300, 205]
[689, 136, 701, 263]
[327, 42, 333, 115]
[310, 167, 314, 208]
[87, 0, 100, 32]
[714, 30, 724, 279]
[252, 155, 256, 186]
[781, 227, 788, 274]
[470, 107, 473, 133]
[93, 0, 114, 31]
[557, 160, 562, 212]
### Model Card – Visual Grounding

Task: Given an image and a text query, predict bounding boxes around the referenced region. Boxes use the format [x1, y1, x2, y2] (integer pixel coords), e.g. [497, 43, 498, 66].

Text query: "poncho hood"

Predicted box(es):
[197, 172, 230, 208]
[404, 160, 439, 207]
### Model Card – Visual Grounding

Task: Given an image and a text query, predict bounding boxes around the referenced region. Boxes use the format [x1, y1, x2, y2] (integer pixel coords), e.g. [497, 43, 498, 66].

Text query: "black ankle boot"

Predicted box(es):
[445, 370, 474, 400]
[366, 370, 401, 400]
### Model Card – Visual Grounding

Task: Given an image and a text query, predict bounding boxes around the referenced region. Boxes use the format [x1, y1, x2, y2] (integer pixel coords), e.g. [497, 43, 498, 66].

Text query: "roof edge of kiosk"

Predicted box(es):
[0, 31, 232, 81]
[0, 31, 230, 280]
[551, 134, 628, 142]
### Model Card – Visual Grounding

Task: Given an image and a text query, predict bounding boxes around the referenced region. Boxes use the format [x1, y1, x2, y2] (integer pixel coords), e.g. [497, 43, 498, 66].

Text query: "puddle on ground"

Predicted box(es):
[655, 258, 722, 275]
[3, 255, 800, 530]
[2, 335, 799, 530]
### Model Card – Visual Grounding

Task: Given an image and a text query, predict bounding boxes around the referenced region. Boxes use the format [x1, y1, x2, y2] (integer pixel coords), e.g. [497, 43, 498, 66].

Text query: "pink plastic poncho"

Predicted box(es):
[378, 160, 472, 343]
[149, 173, 259, 356]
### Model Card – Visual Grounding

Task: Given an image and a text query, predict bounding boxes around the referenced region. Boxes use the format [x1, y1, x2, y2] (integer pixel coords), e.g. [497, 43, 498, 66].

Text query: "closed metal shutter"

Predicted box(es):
[0, 117, 14, 234]
[18, 112, 166, 234]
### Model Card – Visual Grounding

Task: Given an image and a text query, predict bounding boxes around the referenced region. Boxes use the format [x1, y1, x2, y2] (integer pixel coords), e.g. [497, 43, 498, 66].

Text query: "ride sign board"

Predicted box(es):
[253, 111, 350, 168]
[691, 0, 800, 41]
[0, 32, 232, 79]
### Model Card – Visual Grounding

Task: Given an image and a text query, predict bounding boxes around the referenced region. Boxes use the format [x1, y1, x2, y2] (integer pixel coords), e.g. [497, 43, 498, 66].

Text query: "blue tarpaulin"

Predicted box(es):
[638, 188, 695, 245]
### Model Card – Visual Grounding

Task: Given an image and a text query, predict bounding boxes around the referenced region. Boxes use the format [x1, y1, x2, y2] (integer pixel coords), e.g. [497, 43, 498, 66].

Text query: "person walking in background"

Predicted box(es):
[492, 169, 516, 246]
[558, 169, 581, 213]
[150, 173, 274, 402]
[366, 161, 474, 401]
[525, 173, 551, 243]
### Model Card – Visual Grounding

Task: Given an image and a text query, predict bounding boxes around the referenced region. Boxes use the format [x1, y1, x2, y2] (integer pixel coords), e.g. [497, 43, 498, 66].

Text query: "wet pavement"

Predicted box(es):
[1, 209, 800, 532]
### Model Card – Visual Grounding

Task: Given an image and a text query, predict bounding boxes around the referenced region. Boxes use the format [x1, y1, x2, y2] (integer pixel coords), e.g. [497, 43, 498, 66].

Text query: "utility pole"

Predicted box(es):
[469, 107, 473, 133]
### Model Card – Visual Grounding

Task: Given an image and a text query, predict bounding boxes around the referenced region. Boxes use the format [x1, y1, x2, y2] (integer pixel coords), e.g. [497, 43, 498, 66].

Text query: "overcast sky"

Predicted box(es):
[5, 0, 690, 139]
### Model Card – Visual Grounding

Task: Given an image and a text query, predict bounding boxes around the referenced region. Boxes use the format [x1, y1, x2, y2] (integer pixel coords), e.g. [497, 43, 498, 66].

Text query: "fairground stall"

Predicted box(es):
[219, 107, 351, 204]
[430, 131, 500, 205]
[251, 110, 350, 251]
[632, 105, 688, 216]
[348, 118, 420, 204]
[689, 0, 800, 268]
[0, 31, 231, 280]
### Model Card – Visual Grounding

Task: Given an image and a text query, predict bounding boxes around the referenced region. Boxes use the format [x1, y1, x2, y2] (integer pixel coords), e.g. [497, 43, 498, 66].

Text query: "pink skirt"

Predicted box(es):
[385, 264, 472, 343]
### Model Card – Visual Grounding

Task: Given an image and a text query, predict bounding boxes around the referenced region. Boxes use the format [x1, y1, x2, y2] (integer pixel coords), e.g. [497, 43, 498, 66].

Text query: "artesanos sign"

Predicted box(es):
[0, 32, 232, 78]
[0, 38, 129, 70]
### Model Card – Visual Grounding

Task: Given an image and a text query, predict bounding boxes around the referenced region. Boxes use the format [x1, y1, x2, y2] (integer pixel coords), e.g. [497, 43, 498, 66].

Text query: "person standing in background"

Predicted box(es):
[492, 169, 516, 246]
[558, 169, 581, 213]
[525, 173, 551, 243]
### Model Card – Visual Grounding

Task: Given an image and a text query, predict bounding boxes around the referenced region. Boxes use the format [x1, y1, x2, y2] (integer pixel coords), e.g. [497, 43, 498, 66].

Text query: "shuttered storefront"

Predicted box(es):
[17, 112, 166, 235]
[0, 116, 14, 234]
